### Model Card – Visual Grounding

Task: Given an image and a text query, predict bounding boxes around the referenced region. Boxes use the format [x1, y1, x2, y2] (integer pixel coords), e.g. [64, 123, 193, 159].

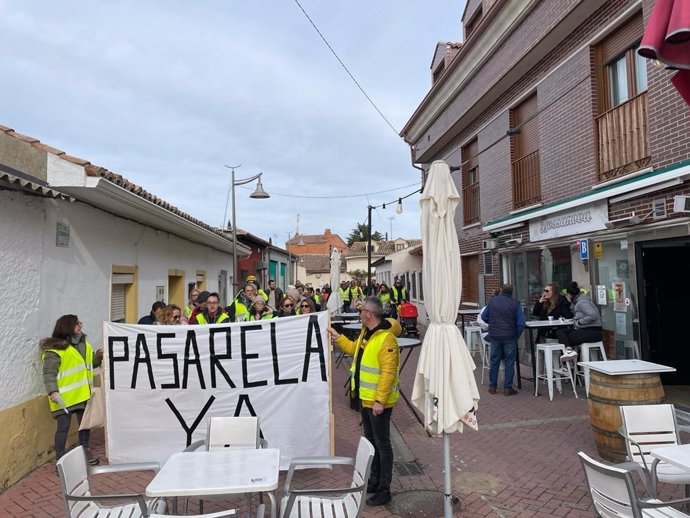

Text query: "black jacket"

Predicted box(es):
[532, 295, 573, 321]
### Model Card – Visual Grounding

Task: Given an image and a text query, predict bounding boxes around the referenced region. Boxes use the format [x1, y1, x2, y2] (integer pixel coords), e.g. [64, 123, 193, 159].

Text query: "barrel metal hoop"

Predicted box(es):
[589, 378, 663, 390]
[588, 394, 666, 406]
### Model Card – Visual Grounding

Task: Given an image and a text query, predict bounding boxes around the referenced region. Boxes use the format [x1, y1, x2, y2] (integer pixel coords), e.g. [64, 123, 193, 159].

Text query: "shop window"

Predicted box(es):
[411, 271, 417, 299]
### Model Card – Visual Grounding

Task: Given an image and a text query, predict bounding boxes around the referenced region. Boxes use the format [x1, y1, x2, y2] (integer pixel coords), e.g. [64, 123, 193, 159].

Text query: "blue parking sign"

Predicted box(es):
[580, 238, 589, 260]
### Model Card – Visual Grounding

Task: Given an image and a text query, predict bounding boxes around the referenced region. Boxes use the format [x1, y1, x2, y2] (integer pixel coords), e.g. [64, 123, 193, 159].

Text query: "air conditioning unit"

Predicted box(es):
[482, 239, 497, 250]
[673, 195, 690, 213]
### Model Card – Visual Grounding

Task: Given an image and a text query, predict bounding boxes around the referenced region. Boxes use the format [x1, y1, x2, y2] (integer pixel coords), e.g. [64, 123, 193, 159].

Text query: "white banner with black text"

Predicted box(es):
[103, 313, 331, 469]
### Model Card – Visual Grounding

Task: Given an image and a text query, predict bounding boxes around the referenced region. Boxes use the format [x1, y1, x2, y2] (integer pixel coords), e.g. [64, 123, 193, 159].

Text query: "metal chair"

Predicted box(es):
[185, 416, 268, 514]
[280, 437, 374, 518]
[579, 451, 690, 518]
[619, 404, 690, 498]
[57, 445, 165, 518]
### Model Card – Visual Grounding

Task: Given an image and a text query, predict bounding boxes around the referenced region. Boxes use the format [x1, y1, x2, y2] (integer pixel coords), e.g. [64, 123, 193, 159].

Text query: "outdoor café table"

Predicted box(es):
[396, 337, 424, 428]
[650, 443, 690, 473]
[457, 308, 481, 334]
[523, 318, 574, 390]
[145, 448, 280, 517]
[577, 360, 675, 462]
[335, 312, 360, 322]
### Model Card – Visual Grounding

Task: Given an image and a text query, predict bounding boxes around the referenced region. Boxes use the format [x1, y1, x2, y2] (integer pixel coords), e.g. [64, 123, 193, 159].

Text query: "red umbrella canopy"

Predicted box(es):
[638, 0, 690, 105]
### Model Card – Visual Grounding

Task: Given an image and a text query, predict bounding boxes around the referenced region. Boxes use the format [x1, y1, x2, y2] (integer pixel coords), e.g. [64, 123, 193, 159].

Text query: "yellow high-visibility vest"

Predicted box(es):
[350, 332, 399, 404]
[42, 343, 93, 412]
[194, 312, 230, 324]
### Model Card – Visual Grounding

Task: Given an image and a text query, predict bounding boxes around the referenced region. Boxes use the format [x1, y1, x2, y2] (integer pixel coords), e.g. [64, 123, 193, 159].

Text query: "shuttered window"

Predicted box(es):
[111, 284, 126, 322]
[462, 138, 480, 224]
[462, 255, 480, 304]
[513, 95, 538, 159]
[511, 94, 541, 209]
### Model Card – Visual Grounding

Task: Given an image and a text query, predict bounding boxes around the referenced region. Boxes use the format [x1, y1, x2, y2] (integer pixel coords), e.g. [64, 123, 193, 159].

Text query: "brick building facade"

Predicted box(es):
[402, 0, 690, 383]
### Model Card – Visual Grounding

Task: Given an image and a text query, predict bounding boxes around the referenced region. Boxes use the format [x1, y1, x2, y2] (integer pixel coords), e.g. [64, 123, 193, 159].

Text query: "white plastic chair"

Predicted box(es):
[619, 404, 690, 497]
[579, 451, 690, 518]
[185, 416, 268, 514]
[280, 437, 374, 518]
[57, 445, 165, 518]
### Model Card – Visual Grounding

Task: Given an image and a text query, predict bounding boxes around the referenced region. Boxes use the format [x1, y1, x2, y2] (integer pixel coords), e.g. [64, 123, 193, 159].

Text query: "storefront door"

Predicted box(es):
[636, 237, 690, 385]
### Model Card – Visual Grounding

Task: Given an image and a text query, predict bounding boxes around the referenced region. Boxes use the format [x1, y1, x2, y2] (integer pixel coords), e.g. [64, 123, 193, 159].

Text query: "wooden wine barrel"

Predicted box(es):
[587, 370, 665, 462]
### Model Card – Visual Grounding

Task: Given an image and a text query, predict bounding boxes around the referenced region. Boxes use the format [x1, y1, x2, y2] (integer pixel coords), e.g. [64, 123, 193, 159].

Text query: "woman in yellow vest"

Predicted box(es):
[248, 298, 276, 320]
[41, 315, 103, 465]
[326, 297, 401, 507]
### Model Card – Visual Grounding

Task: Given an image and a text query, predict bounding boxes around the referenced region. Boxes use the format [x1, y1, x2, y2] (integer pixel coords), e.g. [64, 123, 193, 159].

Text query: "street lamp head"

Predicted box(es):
[250, 177, 270, 199]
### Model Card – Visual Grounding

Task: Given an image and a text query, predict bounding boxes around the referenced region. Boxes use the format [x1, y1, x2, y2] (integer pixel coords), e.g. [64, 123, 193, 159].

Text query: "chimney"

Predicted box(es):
[324, 229, 331, 235]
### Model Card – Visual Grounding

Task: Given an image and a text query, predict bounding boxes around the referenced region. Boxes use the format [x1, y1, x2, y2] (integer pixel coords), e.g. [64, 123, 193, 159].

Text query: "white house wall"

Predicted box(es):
[0, 189, 233, 488]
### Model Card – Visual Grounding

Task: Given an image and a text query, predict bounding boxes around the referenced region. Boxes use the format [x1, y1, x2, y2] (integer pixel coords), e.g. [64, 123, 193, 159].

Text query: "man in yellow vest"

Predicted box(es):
[191, 293, 230, 324]
[338, 280, 351, 312]
[327, 296, 401, 507]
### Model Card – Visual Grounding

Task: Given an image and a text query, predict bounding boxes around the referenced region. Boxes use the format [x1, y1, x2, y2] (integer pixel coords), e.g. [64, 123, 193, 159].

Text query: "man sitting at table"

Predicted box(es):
[327, 296, 401, 507]
[480, 283, 525, 396]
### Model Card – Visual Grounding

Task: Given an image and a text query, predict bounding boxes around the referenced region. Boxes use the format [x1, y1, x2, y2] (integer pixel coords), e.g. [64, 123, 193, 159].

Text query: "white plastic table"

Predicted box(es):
[146, 448, 280, 517]
[650, 444, 690, 472]
[457, 309, 481, 334]
[577, 359, 676, 375]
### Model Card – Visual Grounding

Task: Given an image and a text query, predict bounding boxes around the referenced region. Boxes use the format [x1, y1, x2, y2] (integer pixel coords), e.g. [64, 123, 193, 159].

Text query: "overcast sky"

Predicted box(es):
[0, 0, 466, 247]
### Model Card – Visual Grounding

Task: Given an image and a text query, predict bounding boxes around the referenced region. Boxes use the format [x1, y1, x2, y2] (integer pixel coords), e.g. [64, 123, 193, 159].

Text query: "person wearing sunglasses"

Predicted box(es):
[297, 298, 315, 314]
[531, 282, 572, 341]
[277, 295, 297, 317]
[156, 304, 183, 325]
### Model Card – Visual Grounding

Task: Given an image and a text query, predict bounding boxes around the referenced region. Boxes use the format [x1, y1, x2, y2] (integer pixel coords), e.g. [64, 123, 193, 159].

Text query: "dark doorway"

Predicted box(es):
[636, 237, 690, 384]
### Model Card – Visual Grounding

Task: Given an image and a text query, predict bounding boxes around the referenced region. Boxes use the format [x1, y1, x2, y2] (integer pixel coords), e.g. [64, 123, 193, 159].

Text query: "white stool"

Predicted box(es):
[579, 341, 607, 397]
[480, 338, 491, 385]
[464, 326, 483, 359]
[535, 343, 578, 401]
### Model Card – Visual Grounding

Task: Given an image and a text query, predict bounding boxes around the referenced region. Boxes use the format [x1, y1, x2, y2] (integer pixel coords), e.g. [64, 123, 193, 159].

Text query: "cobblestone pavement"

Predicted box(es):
[1, 331, 654, 518]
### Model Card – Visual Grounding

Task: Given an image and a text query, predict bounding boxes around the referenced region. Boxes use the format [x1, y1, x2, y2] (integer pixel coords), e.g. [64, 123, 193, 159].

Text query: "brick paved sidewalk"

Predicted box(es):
[1, 340, 610, 518]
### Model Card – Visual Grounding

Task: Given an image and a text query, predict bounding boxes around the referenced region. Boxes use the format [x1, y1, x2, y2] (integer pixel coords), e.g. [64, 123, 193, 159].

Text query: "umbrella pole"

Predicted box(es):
[443, 432, 453, 518]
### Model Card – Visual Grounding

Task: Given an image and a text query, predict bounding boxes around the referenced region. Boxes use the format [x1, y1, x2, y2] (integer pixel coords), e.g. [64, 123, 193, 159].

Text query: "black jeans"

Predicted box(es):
[55, 409, 90, 460]
[555, 327, 603, 348]
[360, 406, 393, 493]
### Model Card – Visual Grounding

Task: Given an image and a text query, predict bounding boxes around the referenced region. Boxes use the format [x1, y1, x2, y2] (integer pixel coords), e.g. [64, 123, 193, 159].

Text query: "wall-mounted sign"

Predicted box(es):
[580, 238, 589, 260]
[529, 201, 608, 242]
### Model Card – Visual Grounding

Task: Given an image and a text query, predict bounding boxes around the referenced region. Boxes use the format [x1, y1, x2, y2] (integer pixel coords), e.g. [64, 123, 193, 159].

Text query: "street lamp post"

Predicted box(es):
[226, 165, 269, 296]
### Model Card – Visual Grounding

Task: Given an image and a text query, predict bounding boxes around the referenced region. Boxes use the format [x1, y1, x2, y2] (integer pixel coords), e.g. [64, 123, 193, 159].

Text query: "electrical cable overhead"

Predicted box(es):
[237, 181, 421, 199]
[292, 0, 401, 137]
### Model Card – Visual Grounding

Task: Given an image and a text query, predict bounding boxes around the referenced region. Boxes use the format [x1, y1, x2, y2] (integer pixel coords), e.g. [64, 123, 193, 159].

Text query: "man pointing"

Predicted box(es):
[327, 296, 401, 506]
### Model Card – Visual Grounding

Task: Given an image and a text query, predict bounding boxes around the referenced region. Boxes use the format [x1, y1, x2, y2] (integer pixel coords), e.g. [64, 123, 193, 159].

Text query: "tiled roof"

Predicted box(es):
[302, 254, 346, 274]
[348, 239, 422, 256]
[0, 125, 231, 240]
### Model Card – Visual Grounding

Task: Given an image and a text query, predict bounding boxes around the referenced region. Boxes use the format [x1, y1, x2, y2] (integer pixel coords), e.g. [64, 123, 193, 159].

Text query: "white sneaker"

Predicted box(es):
[560, 348, 578, 362]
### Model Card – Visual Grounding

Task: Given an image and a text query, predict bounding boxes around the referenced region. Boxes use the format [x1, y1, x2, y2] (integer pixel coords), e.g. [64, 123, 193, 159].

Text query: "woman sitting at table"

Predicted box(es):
[556, 282, 602, 360]
[531, 282, 573, 341]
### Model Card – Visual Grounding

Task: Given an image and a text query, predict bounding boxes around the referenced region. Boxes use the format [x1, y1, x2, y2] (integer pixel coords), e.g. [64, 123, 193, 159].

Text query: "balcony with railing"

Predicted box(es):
[462, 180, 480, 225]
[512, 150, 541, 209]
[596, 91, 650, 182]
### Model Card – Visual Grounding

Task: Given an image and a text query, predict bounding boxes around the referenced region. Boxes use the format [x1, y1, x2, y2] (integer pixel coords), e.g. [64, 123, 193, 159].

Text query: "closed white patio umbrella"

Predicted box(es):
[411, 159, 480, 518]
[326, 247, 343, 316]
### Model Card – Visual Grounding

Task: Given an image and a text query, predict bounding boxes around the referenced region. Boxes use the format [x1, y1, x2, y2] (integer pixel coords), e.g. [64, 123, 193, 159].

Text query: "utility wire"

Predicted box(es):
[237, 181, 421, 199]
[292, 0, 400, 137]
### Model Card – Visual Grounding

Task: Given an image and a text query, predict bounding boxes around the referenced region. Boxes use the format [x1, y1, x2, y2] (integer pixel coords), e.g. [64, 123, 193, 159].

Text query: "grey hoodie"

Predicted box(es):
[571, 294, 602, 328]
